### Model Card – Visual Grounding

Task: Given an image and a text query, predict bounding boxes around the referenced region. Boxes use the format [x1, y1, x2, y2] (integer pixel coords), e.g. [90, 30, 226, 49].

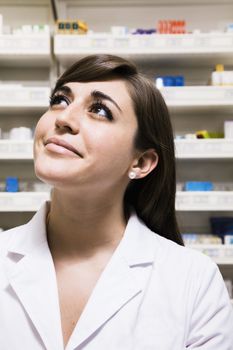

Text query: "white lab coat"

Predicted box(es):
[0, 202, 233, 350]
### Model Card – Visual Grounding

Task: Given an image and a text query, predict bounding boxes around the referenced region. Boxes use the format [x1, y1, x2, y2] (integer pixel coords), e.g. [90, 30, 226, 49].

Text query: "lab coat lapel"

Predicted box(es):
[4, 203, 64, 350]
[67, 212, 155, 350]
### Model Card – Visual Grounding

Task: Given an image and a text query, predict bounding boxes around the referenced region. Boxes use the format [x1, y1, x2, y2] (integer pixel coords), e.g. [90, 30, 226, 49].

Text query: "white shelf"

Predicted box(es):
[54, 33, 233, 66]
[187, 244, 233, 265]
[0, 85, 50, 112]
[0, 34, 51, 67]
[1, 139, 232, 161]
[176, 191, 233, 211]
[0, 191, 232, 212]
[175, 139, 233, 159]
[0, 192, 50, 212]
[0, 140, 33, 160]
[160, 86, 233, 111]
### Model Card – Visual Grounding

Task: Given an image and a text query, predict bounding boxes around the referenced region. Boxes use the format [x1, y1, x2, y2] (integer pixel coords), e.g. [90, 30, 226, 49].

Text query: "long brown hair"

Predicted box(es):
[53, 54, 184, 246]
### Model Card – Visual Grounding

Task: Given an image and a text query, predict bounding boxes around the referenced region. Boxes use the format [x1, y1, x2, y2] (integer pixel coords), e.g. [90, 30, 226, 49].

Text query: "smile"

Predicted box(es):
[44, 137, 83, 157]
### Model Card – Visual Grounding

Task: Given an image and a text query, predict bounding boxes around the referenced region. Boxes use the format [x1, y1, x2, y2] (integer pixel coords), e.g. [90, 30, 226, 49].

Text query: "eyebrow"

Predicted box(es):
[91, 90, 122, 112]
[53, 85, 122, 113]
[53, 85, 73, 98]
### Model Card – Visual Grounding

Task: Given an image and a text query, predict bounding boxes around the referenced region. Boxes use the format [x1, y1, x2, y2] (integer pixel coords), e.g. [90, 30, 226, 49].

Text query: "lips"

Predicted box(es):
[44, 137, 83, 157]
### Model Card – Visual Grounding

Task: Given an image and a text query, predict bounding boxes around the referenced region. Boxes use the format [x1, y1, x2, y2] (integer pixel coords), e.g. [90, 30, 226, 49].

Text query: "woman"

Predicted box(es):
[0, 54, 232, 350]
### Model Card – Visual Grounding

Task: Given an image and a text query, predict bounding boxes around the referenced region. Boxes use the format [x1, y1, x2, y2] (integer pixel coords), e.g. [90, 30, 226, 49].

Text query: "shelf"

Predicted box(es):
[64, 0, 233, 5]
[0, 192, 50, 212]
[54, 33, 233, 67]
[187, 244, 233, 265]
[176, 191, 233, 211]
[0, 85, 50, 112]
[160, 86, 233, 111]
[0, 140, 33, 160]
[0, 34, 51, 67]
[1, 139, 233, 161]
[175, 139, 233, 159]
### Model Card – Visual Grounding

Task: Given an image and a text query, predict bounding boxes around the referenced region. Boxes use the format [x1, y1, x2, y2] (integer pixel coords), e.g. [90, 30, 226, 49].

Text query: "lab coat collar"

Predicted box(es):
[5, 201, 157, 350]
[5, 201, 64, 350]
[7, 201, 156, 265]
[7, 201, 49, 256]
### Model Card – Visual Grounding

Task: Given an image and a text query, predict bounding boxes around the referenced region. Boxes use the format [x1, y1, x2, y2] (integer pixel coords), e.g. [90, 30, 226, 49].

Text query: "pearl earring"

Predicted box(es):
[128, 171, 137, 179]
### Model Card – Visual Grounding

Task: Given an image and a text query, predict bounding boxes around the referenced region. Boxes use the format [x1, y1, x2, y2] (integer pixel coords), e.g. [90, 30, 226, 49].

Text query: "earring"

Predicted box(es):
[128, 171, 137, 179]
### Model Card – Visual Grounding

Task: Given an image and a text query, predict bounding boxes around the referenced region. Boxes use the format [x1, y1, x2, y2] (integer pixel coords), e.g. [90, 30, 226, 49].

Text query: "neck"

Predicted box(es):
[46, 188, 128, 261]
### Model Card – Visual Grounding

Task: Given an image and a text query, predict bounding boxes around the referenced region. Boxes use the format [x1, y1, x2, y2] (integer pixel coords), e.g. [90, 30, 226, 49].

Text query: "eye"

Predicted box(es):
[49, 94, 70, 108]
[89, 102, 113, 121]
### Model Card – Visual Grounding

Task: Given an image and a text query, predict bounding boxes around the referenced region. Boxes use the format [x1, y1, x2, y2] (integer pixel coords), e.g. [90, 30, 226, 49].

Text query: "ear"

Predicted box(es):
[130, 149, 159, 179]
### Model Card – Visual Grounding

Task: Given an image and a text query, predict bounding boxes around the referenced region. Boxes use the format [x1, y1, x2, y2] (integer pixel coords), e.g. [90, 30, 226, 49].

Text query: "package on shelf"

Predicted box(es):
[9, 127, 33, 140]
[175, 138, 233, 159]
[0, 84, 50, 106]
[111, 26, 128, 36]
[56, 20, 88, 35]
[196, 245, 233, 259]
[211, 64, 233, 86]
[0, 28, 50, 54]
[180, 182, 233, 192]
[12, 24, 50, 36]
[5, 177, 19, 192]
[176, 191, 233, 211]
[0, 14, 2, 35]
[224, 280, 233, 299]
[182, 233, 222, 245]
[0, 139, 33, 159]
[155, 75, 185, 88]
[224, 120, 233, 139]
[214, 182, 233, 191]
[226, 23, 233, 32]
[157, 20, 186, 34]
[210, 217, 233, 240]
[184, 181, 213, 191]
[131, 28, 156, 35]
[160, 85, 233, 105]
[225, 235, 233, 244]
[32, 182, 52, 192]
[0, 192, 50, 211]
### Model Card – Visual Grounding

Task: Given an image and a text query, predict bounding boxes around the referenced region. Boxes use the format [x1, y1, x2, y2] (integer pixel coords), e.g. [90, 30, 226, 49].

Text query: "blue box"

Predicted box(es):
[5, 177, 19, 192]
[174, 76, 185, 86]
[184, 181, 213, 191]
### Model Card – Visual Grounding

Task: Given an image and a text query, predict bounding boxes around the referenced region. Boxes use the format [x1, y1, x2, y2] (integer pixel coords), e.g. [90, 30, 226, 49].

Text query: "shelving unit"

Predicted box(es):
[54, 32, 233, 66]
[160, 86, 233, 111]
[0, 1, 53, 229]
[0, 85, 50, 110]
[0, 33, 51, 67]
[175, 139, 233, 159]
[176, 191, 233, 211]
[0, 0, 233, 300]
[187, 244, 233, 265]
[0, 192, 50, 212]
[2, 139, 233, 161]
[0, 140, 33, 160]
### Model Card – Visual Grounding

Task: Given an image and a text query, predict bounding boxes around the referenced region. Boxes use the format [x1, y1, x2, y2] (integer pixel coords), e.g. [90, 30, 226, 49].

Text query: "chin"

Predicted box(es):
[34, 161, 69, 187]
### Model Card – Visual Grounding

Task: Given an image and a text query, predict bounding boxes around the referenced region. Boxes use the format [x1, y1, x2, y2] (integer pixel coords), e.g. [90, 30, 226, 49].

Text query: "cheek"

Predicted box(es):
[87, 125, 136, 169]
[33, 113, 54, 165]
[34, 112, 52, 140]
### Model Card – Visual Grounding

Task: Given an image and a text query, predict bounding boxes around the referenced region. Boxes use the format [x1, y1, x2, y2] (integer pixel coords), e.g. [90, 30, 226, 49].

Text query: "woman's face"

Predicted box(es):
[34, 79, 139, 193]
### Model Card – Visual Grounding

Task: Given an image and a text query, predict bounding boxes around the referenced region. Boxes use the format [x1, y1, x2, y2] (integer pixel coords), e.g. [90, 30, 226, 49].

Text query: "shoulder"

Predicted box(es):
[137, 217, 217, 275]
[0, 225, 26, 254]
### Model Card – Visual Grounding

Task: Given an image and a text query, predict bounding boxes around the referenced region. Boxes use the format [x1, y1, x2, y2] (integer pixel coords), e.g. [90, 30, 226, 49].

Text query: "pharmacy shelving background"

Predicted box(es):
[0, 0, 233, 302]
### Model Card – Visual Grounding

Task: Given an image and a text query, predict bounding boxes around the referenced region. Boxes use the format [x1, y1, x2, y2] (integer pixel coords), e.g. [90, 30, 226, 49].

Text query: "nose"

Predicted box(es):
[55, 107, 80, 135]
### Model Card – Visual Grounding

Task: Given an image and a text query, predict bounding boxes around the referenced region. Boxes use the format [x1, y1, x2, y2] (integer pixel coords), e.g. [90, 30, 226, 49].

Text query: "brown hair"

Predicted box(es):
[53, 54, 184, 246]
